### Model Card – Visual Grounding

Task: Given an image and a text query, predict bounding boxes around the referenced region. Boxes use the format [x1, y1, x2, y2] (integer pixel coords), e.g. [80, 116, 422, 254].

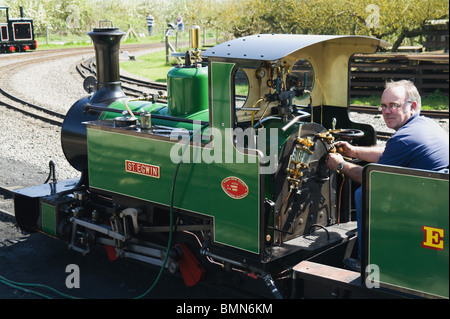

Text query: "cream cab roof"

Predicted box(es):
[203, 34, 390, 61]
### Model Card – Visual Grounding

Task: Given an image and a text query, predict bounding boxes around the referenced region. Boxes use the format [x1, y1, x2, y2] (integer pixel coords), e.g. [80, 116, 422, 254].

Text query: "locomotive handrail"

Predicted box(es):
[83, 103, 209, 126]
[281, 110, 311, 131]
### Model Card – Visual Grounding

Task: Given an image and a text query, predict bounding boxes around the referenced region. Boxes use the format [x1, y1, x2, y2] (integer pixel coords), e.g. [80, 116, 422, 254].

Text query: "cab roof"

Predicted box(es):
[203, 34, 390, 61]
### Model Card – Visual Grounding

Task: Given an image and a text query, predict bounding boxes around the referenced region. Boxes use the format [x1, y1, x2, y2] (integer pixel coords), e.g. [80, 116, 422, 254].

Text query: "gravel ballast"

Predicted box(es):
[1, 51, 448, 191]
[1, 55, 86, 188]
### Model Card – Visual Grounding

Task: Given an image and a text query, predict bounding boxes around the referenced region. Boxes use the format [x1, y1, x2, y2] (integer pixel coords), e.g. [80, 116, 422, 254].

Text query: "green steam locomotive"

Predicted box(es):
[13, 27, 448, 299]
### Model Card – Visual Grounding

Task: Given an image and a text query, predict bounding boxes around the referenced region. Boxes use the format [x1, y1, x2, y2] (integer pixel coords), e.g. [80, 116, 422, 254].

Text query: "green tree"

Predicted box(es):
[346, 0, 449, 51]
[226, 0, 449, 50]
[4, 0, 449, 50]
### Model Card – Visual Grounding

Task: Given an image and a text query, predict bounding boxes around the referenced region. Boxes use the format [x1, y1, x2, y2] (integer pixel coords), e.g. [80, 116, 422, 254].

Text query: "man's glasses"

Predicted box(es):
[378, 101, 412, 112]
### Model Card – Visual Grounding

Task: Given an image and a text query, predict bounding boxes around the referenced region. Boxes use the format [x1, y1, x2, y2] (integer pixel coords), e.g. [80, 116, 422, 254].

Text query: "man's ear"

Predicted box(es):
[410, 101, 418, 114]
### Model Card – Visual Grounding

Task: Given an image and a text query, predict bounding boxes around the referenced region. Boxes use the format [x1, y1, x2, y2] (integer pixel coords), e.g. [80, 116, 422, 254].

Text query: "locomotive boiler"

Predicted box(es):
[13, 27, 448, 299]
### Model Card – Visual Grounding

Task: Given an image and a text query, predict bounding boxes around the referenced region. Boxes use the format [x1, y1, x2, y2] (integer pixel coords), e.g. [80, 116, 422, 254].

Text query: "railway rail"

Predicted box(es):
[75, 57, 450, 142]
[76, 56, 450, 120]
[4, 82, 446, 134]
[2, 33, 448, 300]
[0, 47, 97, 126]
[2, 45, 449, 124]
[0, 43, 169, 127]
[349, 104, 448, 119]
[0, 87, 65, 126]
[0, 46, 447, 162]
[76, 56, 168, 99]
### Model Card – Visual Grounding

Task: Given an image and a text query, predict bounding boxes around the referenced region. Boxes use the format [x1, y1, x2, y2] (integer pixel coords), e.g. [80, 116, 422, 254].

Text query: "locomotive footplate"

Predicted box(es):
[197, 220, 357, 279]
[13, 178, 81, 233]
[270, 221, 357, 261]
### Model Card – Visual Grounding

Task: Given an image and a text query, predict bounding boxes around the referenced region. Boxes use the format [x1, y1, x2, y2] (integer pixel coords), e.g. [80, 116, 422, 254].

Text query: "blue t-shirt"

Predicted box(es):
[377, 114, 449, 171]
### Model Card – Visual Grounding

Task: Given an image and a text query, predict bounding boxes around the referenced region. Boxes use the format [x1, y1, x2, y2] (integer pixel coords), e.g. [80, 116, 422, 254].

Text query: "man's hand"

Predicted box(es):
[334, 141, 355, 158]
[326, 152, 344, 171]
[326, 150, 364, 184]
[334, 141, 385, 163]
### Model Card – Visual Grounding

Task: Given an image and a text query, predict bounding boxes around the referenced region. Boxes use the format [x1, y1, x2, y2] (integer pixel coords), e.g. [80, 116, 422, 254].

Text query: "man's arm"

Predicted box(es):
[339, 161, 364, 184]
[326, 153, 364, 184]
[335, 141, 384, 163]
[327, 141, 385, 184]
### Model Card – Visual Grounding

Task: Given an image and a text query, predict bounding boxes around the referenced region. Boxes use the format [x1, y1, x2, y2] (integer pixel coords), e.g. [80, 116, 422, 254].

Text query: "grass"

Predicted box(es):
[122, 49, 449, 111]
[35, 33, 166, 50]
[36, 34, 448, 111]
[36, 33, 211, 83]
[123, 49, 449, 111]
[420, 90, 450, 110]
[350, 90, 449, 110]
[120, 48, 181, 82]
[36, 34, 186, 82]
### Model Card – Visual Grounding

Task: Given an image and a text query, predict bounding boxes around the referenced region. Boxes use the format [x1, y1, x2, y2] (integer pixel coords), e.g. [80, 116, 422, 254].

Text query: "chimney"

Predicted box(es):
[87, 27, 126, 103]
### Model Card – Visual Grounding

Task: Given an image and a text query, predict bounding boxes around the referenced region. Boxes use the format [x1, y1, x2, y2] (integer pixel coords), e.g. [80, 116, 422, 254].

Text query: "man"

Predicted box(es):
[176, 13, 184, 32]
[326, 80, 449, 271]
[146, 13, 154, 36]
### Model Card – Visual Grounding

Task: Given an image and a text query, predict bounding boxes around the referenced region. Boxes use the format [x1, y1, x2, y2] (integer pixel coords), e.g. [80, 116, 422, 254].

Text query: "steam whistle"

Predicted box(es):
[185, 25, 202, 67]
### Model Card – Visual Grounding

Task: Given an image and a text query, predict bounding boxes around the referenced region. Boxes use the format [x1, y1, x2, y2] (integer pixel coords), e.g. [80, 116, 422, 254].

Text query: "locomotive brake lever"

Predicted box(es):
[281, 110, 310, 132]
[329, 151, 353, 162]
[328, 144, 352, 162]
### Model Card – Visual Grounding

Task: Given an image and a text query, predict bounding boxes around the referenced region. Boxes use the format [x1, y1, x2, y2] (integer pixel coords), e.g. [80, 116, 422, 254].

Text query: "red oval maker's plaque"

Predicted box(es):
[221, 176, 249, 199]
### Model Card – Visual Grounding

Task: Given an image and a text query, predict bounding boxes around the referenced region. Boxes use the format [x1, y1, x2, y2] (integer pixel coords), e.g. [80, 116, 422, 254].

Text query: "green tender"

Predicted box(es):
[368, 170, 449, 298]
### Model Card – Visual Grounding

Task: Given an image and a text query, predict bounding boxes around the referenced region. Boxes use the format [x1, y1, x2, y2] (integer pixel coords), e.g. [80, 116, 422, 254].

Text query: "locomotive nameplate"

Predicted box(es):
[221, 176, 249, 199]
[125, 160, 160, 178]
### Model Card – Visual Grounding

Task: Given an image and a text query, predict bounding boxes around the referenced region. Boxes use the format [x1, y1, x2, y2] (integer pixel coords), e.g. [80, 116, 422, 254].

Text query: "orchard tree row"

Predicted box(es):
[3, 0, 449, 50]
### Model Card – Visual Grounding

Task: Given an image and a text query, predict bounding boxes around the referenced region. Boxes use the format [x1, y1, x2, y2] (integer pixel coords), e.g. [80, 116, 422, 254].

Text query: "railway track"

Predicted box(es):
[1, 47, 448, 151]
[350, 105, 448, 140]
[0, 43, 169, 127]
[76, 56, 168, 98]
[0, 48, 448, 222]
[0, 48, 97, 126]
[1, 76, 448, 139]
[0, 87, 65, 126]
[349, 104, 448, 119]
[78, 57, 450, 121]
